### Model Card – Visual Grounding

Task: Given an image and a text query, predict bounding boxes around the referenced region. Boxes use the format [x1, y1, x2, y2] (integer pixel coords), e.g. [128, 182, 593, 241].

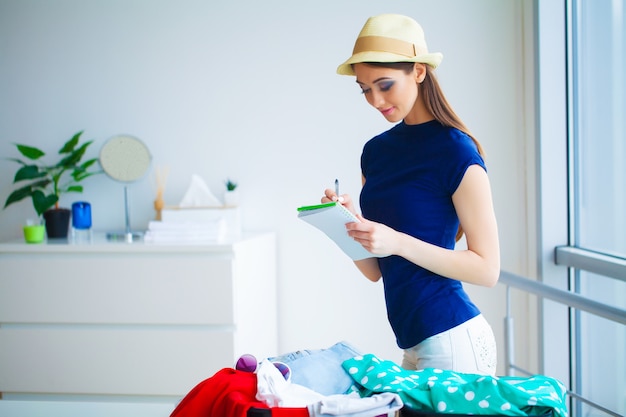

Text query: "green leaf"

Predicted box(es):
[14, 165, 46, 182]
[26, 178, 53, 190]
[225, 179, 238, 191]
[59, 140, 92, 167]
[32, 190, 58, 216]
[59, 130, 83, 154]
[80, 158, 98, 170]
[16, 144, 45, 160]
[3, 177, 52, 210]
[72, 170, 89, 182]
[6, 158, 27, 166]
[71, 158, 97, 180]
[4, 186, 33, 208]
[66, 185, 83, 193]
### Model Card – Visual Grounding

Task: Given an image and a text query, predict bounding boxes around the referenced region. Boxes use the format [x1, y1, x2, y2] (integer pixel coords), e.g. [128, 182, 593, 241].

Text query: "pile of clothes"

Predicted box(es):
[169, 341, 567, 417]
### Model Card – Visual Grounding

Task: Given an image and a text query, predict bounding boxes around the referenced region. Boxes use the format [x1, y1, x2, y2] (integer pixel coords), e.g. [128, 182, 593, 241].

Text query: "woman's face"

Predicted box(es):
[353, 63, 426, 124]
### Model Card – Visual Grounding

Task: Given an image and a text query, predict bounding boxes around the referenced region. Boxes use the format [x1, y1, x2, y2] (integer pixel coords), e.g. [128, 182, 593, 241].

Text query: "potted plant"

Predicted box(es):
[3, 130, 101, 239]
[223, 178, 239, 206]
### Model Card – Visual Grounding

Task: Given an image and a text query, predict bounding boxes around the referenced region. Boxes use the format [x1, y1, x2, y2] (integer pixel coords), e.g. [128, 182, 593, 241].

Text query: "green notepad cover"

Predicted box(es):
[297, 202, 337, 212]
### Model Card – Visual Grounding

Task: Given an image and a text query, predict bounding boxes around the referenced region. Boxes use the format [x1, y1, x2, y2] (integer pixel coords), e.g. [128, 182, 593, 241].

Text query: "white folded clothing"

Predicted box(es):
[144, 232, 225, 244]
[256, 359, 324, 408]
[147, 219, 225, 231]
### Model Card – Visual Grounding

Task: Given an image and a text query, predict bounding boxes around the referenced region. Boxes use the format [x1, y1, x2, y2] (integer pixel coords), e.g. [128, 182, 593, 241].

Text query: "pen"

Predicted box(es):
[335, 179, 339, 198]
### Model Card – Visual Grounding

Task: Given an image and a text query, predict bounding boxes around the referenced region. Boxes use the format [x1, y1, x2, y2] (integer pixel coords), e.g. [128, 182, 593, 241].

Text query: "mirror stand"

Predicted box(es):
[106, 185, 144, 243]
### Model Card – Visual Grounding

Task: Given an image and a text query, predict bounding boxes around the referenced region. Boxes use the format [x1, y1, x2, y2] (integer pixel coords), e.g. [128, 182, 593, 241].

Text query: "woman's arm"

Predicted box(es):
[353, 257, 382, 282]
[346, 165, 500, 287]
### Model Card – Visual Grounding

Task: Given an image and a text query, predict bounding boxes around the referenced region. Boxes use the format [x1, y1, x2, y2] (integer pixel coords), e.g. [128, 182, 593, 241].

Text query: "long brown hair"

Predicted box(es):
[363, 62, 484, 241]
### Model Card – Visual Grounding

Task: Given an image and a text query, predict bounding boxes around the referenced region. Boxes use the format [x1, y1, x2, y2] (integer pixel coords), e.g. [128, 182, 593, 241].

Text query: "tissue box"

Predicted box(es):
[161, 206, 241, 238]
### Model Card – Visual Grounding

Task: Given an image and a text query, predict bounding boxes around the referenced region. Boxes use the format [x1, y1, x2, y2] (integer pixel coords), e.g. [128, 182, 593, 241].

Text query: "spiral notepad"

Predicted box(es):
[297, 202, 384, 260]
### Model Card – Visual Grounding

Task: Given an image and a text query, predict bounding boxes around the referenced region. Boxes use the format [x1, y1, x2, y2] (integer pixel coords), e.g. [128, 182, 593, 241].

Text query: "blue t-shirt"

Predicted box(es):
[360, 120, 485, 349]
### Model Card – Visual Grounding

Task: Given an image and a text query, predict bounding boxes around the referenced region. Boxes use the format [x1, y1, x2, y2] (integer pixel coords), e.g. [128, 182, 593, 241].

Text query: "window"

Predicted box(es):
[540, 1, 626, 416]
[567, 0, 626, 414]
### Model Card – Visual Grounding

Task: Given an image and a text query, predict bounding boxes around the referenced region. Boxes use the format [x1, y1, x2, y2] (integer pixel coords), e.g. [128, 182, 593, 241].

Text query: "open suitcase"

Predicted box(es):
[171, 347, 566, 417]
[172, 367, 559, 417]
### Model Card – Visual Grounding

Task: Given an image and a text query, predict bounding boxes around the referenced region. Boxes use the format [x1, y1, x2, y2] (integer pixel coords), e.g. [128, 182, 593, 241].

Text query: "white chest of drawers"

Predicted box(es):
[0, 232, 277, 399]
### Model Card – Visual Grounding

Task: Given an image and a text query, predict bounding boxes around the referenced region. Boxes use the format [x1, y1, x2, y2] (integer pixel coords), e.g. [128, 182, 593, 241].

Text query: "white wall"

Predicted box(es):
[0, 0, 533, 374]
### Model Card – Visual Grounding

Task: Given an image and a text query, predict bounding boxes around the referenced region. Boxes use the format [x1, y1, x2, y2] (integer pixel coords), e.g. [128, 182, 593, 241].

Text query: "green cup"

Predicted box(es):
[23, 224, 45, 244]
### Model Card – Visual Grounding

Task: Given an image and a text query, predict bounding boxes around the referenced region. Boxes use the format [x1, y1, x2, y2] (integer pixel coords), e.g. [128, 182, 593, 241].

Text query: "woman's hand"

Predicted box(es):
[321, 188, 357, 214]
[346, 214, 397, 257]
[321, 188, 397, 257]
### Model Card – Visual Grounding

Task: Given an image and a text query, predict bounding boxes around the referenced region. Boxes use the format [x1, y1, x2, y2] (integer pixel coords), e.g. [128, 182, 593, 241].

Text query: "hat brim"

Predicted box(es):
[336, 51, 443, 76]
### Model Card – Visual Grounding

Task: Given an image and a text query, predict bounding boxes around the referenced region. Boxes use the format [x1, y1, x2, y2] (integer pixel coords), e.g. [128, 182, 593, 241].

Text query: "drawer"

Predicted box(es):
[0, 253, 235, 325]
[0, 326, 235, 396]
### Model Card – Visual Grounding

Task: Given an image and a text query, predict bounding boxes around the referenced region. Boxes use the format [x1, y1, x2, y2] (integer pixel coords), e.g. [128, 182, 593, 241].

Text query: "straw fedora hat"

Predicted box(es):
[337, 14, 443, 76]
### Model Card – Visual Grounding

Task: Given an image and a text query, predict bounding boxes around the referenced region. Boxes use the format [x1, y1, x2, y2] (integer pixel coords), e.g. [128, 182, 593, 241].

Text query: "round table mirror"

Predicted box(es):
[99, 134, 152, 242]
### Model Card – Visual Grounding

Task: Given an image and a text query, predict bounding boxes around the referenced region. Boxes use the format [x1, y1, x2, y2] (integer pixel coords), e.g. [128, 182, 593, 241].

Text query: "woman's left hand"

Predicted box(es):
[346, 214, 397, 256]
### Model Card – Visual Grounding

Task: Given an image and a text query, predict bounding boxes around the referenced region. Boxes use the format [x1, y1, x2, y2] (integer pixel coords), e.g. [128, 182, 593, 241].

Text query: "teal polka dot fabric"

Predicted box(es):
[343, 354, 568, 417]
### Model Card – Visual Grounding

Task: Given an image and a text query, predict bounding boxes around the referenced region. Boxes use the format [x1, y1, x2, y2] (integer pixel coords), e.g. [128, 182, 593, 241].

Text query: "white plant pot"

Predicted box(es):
[223, 190, 239, 206]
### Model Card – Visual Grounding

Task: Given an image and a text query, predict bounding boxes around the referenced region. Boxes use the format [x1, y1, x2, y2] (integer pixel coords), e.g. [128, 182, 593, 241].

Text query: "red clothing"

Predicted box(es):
[170, 368, 309, 417]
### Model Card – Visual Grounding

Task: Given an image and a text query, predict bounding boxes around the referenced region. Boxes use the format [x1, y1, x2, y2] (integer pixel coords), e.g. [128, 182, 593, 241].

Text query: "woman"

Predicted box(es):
[322, 14, 500, 375]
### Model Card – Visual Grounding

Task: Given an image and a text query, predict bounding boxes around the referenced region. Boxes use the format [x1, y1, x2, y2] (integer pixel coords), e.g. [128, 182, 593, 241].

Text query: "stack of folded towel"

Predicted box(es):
[144, 218, 226, 244]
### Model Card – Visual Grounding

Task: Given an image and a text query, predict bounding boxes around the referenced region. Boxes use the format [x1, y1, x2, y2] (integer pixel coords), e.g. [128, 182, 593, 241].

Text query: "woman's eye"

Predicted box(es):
[379, 81, 394, 92]
[360, 87, 371, 95]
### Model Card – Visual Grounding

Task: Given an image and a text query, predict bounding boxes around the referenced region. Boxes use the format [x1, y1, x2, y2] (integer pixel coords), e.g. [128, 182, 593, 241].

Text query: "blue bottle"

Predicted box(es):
[71, 201, 92, 243]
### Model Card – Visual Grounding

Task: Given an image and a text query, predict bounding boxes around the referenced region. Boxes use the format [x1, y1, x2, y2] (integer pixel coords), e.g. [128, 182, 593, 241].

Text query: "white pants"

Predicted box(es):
[401, 314, 497, 375]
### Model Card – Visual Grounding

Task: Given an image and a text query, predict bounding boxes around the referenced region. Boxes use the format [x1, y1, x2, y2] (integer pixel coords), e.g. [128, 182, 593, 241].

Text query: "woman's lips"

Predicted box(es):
[380, 107, 395, 116]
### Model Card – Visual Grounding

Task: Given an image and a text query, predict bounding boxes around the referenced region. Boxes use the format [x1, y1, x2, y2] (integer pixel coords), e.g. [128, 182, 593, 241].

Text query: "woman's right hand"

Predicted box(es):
[322, 189, 357, 214]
